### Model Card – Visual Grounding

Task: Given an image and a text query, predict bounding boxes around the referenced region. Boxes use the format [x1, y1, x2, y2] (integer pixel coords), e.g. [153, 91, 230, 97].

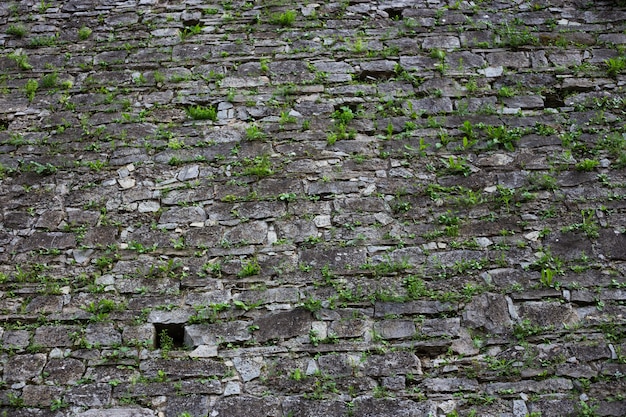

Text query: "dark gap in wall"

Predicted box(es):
[154, 323, 185, 349]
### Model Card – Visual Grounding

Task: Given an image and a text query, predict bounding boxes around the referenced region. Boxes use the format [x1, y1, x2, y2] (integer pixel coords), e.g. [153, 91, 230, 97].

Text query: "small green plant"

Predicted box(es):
[270, 9, 297, 27]
[561, 209, 599, 239]
[6, 23, 27, 37]
[484, 125, 522, 151]
[40, 72, 58, 89]
[8, 52, 33, 70]
[576, 399, 598, 417]
[50, 398, 69, 411]
[605, 56, 626, 77]
[290, 368, 305, 381]
[575, 158, 600, 171]
[179, 23, 203, 40]
[39, 0, 52, 12]
[238, 258, 261, 277]
[186, 105, 217, 121]
[444, 156, 471, 176]
[540, 268, 556, 288]
[497, 86, 515, 98]
[24, 79, 39, 102]
[159, 329, 174, 355]
[496, 22, 538, 48]
[242, 155, 273, 177]
[30, 34, 58, 47]
[327, 106, 356, 145]
[513, 319, 551, 340]
[78, 26, 93, 40]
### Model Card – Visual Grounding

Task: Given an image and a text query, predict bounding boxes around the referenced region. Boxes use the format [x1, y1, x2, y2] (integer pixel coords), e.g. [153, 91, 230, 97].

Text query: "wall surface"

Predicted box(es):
[1, 0, 626, 416]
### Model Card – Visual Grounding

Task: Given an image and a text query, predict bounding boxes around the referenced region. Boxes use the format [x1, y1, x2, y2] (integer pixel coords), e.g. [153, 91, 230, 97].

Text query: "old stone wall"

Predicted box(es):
[1, 0, 626, 416]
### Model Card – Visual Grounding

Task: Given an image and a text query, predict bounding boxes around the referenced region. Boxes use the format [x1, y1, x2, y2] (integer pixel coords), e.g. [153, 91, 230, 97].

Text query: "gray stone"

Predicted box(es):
[598, 229, 626, 260]
[382, 375, 406, 391]
[407, 97, 453, 114]
[422, 36, 460, 50]
[282, 397, 347, 417]
[548, 51, 582, 66]
[75, 408, 155, 417]
[85, 323, 122, 347]
[223, 381, 241, 396]
[373, 320, 416, 339]
[502, 95, 544, 109]
[4, 354, 46, 383]
[275, 220, 318, 243]
[212, 396, 281, 417]
[223, 221, 268, 245]
[423, 377, 480, 392]
[42, 357, 85, 385]
[352, 397, 437, 417]
[2, 330, 30, 349]
[516, 301, 578, 328]
[487, 52, 530, 68]
[375, 300, 455, 317]
[21, 385, 65, 407]
[122, 324, 156, 347]
[359, 60, 397, 76]
[139, 358, 227, 380]
[177, 165, 199, 181]
[233, 356, 262, 382]
[159, 206, 206, 224]
[328, 318, 368, 338]
[25, 295, 64, 314]
[485, 378, 573, 395]
[254, 308, 312, 343]
[420, 318, 461, 337]
[165, 394, 209, 417]
[463, 293, 513, 334]
[365, 351, 421, 376]
[513, 400, 529, 417]
[148, 309, 193, 324]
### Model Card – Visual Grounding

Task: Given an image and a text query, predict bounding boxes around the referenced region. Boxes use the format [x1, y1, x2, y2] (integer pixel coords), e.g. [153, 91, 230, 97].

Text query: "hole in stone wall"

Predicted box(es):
[154, 323, 185, 349]
[544, 92, 564, 109]
[385, 8, 403, 20]
[0, 120, 8, 130]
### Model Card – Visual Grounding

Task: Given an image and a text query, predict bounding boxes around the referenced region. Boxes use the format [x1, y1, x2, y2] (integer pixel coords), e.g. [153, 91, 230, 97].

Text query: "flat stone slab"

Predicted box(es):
[75, 408, 156, 417]
[254, 308, 312, 343]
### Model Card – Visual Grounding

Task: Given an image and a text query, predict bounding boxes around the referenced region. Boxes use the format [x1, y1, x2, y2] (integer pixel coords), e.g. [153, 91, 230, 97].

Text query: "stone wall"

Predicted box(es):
[1, 0, 626, 416]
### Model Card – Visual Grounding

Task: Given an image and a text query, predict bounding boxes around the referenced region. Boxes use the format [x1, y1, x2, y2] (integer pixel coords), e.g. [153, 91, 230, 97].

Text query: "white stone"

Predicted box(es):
[138, 201, 160, 213]
[96, 274, 115, 285]
[177, 165, 199, 181]
[189, 345, 218, 358]
[513, 400, 529, 417]
[49, 348, 65, 359]
[311, 321, 327, 340]
[374, 212, 394, 226]
[362, 183, 376, 196]
[314, 215, 331, 228]
[524, 231, 541, 241]
[266, 229, 278, 246]
[437, 400, 457, 414]
[233, 356, 262, 382]
[118, 177, 136, 189]
[223, 381, 241, 396]
[72, 248, 94, 264]
[478, 66, 504, 77]
[306, 359, 319, 375]
[475, 237, 493, 247]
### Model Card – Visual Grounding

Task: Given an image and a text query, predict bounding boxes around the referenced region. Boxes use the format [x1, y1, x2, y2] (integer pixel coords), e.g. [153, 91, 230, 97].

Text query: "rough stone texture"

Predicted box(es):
[463, 293, 513, 334]
[1, 0, 625, 416]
